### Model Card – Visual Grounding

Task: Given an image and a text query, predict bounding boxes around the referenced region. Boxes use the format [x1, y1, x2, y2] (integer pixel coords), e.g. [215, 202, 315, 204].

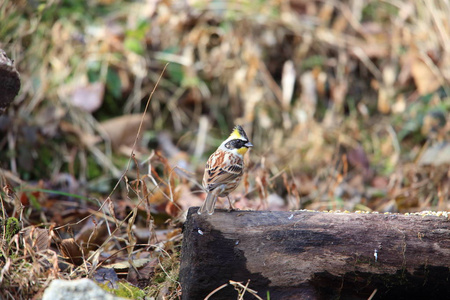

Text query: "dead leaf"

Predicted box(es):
[165, 200, 181, 217]
[99, 114, 151, 150]
[411, 56, 441, 95]
[75, 218, 110, 252]
[158, 132, 193, 174]
[175, 184, 203, 211]
[22, 227, 50, 253]
[418, 142, 450, 166]
[105, 258, 155, 270]
[70, 82, 105, 113]
[59, 238, 84, 265]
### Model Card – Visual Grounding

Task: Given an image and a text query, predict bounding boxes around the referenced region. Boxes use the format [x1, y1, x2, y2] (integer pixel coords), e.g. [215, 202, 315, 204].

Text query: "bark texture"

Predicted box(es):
[0, 49, 21, 114]
[180, 207, 450, 300]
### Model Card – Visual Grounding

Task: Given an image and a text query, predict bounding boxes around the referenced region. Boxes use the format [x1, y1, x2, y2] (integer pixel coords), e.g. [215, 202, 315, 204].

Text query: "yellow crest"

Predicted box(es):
[228, 125, 248, 140]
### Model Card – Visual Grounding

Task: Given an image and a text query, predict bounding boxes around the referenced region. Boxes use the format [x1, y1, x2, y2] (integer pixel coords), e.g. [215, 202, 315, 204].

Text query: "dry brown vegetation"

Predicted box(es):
[0, 0, 449, 299]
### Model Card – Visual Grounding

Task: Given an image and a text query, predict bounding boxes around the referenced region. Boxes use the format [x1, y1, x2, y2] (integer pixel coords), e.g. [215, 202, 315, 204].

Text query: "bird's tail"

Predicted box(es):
[198, 188, 220, 215]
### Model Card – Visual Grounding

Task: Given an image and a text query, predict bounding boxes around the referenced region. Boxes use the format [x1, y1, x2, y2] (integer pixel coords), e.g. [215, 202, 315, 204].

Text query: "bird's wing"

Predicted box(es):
[202, 150, 243, 191]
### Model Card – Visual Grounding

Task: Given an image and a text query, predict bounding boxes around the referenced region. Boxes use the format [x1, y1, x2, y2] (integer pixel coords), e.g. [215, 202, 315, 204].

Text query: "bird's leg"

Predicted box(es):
[227, 196, 235, 211]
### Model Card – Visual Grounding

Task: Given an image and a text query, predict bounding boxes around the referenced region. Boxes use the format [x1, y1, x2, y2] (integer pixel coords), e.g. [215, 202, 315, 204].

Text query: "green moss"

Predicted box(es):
[146, 249, 181, 298]
[3, 217, 21, 243]
[99, 281, 146, 299]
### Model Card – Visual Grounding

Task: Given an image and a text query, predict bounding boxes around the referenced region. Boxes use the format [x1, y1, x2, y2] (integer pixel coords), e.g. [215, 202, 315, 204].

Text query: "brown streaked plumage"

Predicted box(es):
[198, 125, 253, 215]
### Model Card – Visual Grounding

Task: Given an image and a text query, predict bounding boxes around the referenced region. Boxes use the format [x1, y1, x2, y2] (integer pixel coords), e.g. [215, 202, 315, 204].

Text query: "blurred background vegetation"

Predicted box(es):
[1, 0, 449, 213]
[1, 0, 450, 298]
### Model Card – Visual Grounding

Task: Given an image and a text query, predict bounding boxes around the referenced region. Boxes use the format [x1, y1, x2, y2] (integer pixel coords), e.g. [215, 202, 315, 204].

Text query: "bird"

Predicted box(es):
[198, 125, 253, 215]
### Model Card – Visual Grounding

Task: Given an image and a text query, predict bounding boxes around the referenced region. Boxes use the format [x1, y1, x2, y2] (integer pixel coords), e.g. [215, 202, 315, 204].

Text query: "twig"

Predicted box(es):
[368, 289, 378, 300]
[204, 283, 228, 300]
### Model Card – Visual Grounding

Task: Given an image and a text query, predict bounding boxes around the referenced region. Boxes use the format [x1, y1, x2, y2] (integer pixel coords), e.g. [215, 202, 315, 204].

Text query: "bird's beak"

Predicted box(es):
[245, 142, 253, 148]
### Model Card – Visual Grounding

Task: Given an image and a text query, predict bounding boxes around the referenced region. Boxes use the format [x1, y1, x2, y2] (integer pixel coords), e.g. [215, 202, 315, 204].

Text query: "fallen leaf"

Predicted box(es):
[59, 238, 84, 265]
[75, 218, 110, 252]
[70, 82, 105, 113]
[99, 114, 151, 150]
[418, 142, 450, 166]
[22, 226, 51, 253]
[411, 55, 441, 95]
[105, 258, 156, 270]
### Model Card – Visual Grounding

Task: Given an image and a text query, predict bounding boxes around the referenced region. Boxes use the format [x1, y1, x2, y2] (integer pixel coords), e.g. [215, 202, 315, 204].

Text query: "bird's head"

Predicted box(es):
[220, 125, 253, 156]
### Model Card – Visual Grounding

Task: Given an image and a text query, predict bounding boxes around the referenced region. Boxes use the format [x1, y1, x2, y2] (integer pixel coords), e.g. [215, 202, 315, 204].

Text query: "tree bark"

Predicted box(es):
[0, 49, 21, 114]
[180, 208, 450, 300]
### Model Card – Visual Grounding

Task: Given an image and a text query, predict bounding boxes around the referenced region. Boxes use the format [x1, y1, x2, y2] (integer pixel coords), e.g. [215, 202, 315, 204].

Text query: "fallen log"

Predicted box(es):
[180, 208, 450, 300]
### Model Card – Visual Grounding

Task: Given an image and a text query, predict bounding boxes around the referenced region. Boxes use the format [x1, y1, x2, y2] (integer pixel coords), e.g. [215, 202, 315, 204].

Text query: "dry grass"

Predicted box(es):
[0, 0, 449, 298]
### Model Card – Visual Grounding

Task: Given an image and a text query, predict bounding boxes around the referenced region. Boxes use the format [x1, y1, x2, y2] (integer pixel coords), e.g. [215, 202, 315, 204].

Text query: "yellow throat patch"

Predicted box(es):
[237, 147, 249, 156]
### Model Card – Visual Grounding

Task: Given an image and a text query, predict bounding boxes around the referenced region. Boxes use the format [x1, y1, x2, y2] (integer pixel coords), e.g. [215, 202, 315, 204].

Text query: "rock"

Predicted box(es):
[42, 278, 126, 300]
